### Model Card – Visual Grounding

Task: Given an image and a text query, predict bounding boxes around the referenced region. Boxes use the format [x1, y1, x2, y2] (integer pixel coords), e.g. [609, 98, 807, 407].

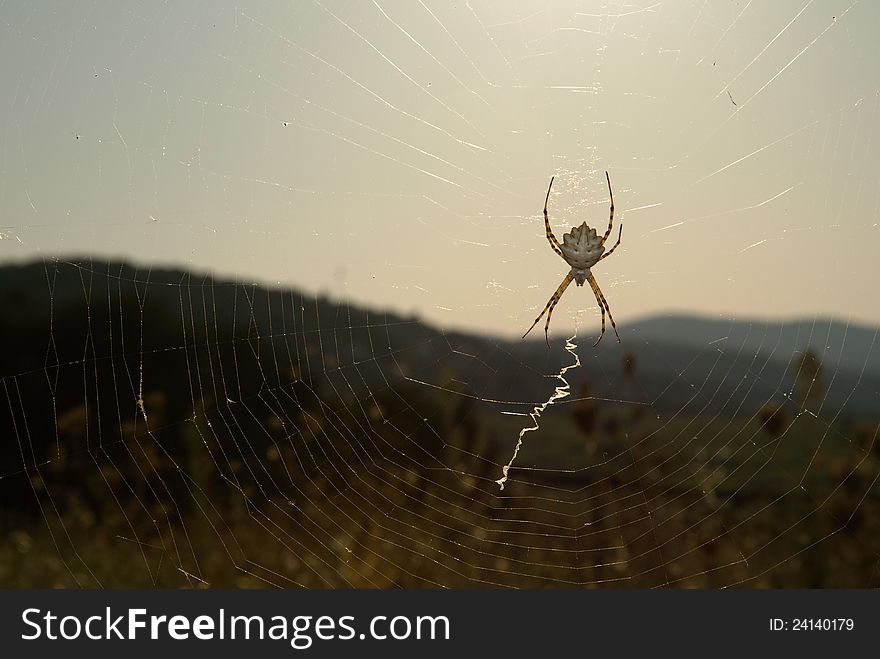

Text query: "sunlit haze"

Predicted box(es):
[2, 1, 879, 337]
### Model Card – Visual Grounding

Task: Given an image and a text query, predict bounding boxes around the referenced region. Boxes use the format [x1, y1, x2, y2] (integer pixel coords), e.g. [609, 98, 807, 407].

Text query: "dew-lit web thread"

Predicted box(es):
[496, 334, 580, 491]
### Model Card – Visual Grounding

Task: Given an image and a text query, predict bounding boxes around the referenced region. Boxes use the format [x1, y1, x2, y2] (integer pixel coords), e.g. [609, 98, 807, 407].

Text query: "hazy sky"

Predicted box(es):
[2, 1, 879, 338]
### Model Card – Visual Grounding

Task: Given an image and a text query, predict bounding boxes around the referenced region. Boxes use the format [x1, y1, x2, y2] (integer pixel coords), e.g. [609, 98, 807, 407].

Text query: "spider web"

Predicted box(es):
[2, 0, 879, 588]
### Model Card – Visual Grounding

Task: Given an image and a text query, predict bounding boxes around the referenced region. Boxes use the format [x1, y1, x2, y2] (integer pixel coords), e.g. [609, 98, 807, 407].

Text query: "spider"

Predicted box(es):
[522, 171, 623, 348]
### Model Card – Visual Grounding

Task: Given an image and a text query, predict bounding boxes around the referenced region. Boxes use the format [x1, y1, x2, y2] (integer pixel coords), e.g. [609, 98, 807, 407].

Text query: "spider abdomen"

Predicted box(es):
[561, 221, 604, 271]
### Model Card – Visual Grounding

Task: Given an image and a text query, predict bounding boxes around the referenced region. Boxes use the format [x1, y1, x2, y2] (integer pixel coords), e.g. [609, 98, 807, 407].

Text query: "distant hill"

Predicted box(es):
[2, 258, 878, 425]
[626, 314, 880, 377]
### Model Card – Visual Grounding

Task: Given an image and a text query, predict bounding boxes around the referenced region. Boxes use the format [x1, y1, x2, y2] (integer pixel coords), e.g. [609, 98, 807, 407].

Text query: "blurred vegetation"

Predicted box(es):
[1, 260, 879, 588]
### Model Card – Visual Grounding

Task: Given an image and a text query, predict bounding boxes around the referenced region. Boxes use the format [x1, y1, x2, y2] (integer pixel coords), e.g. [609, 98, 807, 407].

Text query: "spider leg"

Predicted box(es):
[586, 275, 606, 347]
[599, 224, 623, 261]
[591, 297, 607, 348]
[522, 272, 574, 348]
[601, 171, 615, 244]
[543, 176, 563, 257]
[587, 272, 621, 345]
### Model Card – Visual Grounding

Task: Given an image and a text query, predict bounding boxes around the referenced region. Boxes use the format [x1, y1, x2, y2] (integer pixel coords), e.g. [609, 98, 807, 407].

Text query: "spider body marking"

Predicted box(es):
[560, 222, 604, 285]
[522, 171, 623, 348]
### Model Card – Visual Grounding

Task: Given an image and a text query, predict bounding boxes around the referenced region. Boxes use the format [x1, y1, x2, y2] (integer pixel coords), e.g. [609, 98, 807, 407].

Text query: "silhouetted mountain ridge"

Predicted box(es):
[625, 313, 880, 376]
[2, 259, 877, 421]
